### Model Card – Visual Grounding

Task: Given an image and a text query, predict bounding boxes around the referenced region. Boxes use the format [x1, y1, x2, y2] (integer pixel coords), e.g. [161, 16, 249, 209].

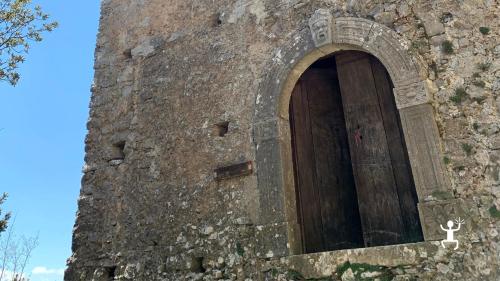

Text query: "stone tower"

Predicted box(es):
[66, 1, 499, 280]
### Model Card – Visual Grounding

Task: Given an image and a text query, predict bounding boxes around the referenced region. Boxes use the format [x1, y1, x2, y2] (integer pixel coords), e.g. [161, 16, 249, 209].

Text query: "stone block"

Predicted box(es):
[399, 104, 451, 199]
[420, 15, 445, 37]
[255, 138, 286, 224]
[418, 199, 480, 241]
[255, 222, 290, 258]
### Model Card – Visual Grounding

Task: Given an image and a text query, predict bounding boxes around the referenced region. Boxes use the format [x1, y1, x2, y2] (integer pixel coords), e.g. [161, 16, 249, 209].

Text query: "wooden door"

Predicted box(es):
[290, 64, 364, 253]
[335, 51, 422, 246]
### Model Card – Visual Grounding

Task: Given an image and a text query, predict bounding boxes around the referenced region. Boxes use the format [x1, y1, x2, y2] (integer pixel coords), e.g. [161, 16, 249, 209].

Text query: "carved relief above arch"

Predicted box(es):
[252, 13, 452, 257]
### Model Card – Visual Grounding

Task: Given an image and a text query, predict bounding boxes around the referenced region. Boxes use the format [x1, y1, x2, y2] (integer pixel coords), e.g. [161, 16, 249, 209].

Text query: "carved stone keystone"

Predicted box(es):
[308, 9, 332, 47]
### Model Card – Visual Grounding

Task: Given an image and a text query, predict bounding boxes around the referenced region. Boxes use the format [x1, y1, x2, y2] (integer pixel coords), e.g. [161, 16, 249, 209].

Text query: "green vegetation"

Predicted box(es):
[442, 40, 454, 54]
[443, 156, 451, 165]
[0, 193, 11, 234]
[489, 206, 500, 218]
[479, 26, 490, 35]
[472, 122, 480, 131]
[461, 143, 473, 156]
[286, 269, 304, 280]
[336, 262, 394, 281]
[450, 87, 468, 104]
[410, 40, 428, 54]
[235, 242, 245, 256]
[0, 0, 58, 85]
[270, 268, 279, 277]
[477, 62, 491, 72]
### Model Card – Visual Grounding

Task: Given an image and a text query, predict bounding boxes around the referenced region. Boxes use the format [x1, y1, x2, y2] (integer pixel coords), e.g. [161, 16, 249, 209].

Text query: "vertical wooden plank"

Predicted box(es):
[302, 68, 364, 251]
[289, 80, 325, 253]
[336, 51, 405, 247]
[370, 57, 423, 243]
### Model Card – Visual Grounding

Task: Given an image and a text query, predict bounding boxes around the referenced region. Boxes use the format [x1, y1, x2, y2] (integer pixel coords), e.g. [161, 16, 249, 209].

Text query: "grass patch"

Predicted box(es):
[450, 87, 468, 104]
[477, 62, 491, 72]
[489, 206, 500, 218]
[443, 156, 451, 165]
[479, 26, 490, 35]
[461, 143, 473, 156]
[286, 269, 305, 280]
[472, 122, 480, 131]
[472, 72, 481, 78]
[410, 40, 428, 54]
[442, 40, 454, 54]
[271, 268, 279, 277]
[336, 262, 394, 281]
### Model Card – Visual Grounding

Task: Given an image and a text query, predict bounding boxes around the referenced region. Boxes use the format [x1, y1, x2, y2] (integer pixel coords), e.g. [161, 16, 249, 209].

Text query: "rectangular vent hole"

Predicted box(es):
[111, 141, 126, 160]
[105, 266, 116, 280]
[190, 256, 206, 273]
[214, 121, 229, 137]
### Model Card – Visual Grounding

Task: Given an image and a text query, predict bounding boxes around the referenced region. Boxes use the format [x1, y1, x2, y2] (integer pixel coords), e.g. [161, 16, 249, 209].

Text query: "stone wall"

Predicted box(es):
[65, 0, 499, 280]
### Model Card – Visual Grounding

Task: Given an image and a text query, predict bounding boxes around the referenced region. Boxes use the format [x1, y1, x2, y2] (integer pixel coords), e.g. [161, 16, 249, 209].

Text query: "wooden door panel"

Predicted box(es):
[370, 58, 423, 242]
[290, 83, 324, 253]
[336, 52, 406, 246]
[290, 51, 422, 252]
[305, 69, 364, 250]
[290, 67, 363, 253]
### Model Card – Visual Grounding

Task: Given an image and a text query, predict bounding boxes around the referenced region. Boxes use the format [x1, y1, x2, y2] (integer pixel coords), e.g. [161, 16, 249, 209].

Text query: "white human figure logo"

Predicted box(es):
[440, 217, 464, 250]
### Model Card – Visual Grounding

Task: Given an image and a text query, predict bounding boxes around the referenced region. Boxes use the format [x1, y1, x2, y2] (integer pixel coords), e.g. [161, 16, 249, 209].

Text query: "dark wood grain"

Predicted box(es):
[289, 51, 422, 252]
[336, 51, 405, 246]
[215, 161, 253, 181]
[290, 64, 363, 253]
[370, 57, 423, 242]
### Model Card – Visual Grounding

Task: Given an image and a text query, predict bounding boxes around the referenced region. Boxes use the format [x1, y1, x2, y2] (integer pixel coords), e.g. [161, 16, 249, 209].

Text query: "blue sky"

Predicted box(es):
[0, 1, 100, 281]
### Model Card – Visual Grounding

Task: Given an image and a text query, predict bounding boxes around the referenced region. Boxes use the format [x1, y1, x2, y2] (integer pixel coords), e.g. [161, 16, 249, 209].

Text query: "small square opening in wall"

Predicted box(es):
[123, 49, 132, 59]
[104, 266, 116, 280]
[190, 257, 206, 273]
[110, 141, 126, 160]
[214, 121, 229, 137]
[212, 13, 223, 27]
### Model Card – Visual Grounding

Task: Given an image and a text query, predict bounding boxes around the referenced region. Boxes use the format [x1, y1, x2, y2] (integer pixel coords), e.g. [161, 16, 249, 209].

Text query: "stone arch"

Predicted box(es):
[252, 16, 451, 257]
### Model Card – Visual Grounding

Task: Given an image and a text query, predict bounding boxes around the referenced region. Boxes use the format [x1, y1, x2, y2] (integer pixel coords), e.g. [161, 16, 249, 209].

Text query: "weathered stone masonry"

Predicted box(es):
[66, 1, 499, 280]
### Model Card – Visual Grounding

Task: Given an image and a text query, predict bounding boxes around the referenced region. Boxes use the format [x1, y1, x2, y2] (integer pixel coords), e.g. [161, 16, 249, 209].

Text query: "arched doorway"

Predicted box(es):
[289, 51, 423, 254]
